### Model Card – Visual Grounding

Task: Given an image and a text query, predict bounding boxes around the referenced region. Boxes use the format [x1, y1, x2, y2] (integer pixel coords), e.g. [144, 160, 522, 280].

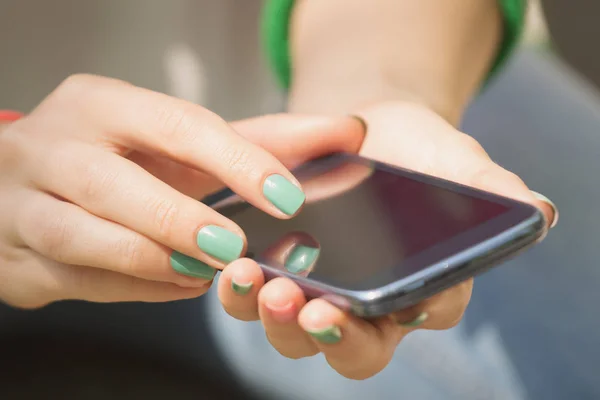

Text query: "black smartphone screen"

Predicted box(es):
[212, 154, 516, 291]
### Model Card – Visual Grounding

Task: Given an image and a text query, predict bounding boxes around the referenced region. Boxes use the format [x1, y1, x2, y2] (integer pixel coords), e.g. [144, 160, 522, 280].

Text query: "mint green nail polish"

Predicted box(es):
[399, 312, 429, 327]
[170, 251, 217, 280]
[231, 278, 253, 295]
[197, 225, 243, 263]
[285, 245, 320, 274]
[306, 325, 342, 344]
[263, 174, 305, 216]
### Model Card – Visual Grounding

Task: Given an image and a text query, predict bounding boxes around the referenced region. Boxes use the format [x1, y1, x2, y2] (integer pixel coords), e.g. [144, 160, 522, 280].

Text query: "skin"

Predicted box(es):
[0, 0, 557, 382]
[217, 0, 558, 381]
[0, 74, 361, 307]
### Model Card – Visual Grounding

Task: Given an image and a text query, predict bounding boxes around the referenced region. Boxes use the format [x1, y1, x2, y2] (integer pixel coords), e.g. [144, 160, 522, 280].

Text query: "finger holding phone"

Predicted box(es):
[216, 102, 558, 380]
[0, 74, 361, 308]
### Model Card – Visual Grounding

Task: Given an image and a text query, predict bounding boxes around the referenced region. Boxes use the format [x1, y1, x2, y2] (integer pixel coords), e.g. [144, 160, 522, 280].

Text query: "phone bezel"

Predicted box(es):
[207, 153, 546, 317]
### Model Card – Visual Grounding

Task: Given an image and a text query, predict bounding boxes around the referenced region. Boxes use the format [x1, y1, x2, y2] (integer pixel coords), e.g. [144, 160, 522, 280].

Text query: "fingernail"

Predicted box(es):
[265, 301, 297, 323]
[349, 114, 368, 135]
[531, 191, 559, 228]
[397, 312, 429, 327]
[285, 245, 320, 274]
[170, 251, 217, 280]
[263, 174, 306, 216]
[305, 325, 342, 344]
[197, 225, 244, 263]
[231, 278, 253, 295]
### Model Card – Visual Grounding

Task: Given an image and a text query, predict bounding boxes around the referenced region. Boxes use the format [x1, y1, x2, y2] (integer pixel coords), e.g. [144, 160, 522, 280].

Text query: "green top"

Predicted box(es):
[261, 0, 527, 89]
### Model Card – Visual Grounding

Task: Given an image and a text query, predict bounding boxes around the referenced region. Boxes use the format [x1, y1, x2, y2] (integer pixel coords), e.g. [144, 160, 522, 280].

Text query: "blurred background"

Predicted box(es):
[1, 1, 599, 399]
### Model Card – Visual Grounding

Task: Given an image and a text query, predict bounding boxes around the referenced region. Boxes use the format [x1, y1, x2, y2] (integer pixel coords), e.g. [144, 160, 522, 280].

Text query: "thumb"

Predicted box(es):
[230, 114, 365, 168]
[131, 114, 365, 200]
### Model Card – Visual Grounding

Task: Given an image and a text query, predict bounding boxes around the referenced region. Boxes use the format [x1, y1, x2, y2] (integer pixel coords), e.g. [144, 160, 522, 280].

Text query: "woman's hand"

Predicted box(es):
[0, 74, 354, 308]
[217, 101, 558, 380]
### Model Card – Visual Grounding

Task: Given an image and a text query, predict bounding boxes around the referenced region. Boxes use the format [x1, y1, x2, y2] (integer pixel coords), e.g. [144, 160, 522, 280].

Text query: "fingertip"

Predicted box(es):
[262, 173, 306, 218]
[346, 115, 368, 152]
[217, 258, 263, 321]
[259, 277, 305, 323]
[219, 258, 263, 297]
[194, 222, 247, 267]
[298, 298, 346, 331]
[530, 190, 559, 229]
[298, 299, 346, 345]
[259, 277, 304, 305]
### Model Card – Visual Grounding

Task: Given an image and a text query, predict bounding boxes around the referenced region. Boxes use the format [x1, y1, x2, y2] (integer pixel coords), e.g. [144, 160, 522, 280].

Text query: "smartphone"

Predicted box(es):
[207, 153, 546, 318]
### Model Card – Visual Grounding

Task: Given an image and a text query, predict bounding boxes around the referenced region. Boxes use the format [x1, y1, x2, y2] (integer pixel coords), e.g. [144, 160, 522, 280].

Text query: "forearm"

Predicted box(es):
[288, 0, 502, 125]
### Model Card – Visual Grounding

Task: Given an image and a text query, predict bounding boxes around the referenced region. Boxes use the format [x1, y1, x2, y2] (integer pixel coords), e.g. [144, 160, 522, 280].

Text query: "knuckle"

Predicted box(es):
[0, 124, 28, 172]
[221, 144, 253, 173]
[36, 214, 74, 262]
[19, 200, 73, 262]
[126, 273, 143, 294]
[468, 162, 525, 193]
[56, 74, 119, 96]
[467, 163, 497, 189]
[115, 234, 146, 275]
[35, 143, 72, 189]
[42, 150, 119, 203]
[457, 132, 487, 155]
[502, 169, 526, 187]
[216, 141, 262, 182]
[52, 74, 131, 108]
[54, 74, 99, 101]
[62, 265, 101, 301]
[154, 103, 203, 146]
[41, 141, 71, 170]
[148, 198, 180, 240]
[77, 159, 120, 203]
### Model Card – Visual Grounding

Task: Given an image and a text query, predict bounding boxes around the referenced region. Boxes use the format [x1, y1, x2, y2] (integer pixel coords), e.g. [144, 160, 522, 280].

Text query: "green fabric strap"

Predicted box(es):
[261, 0, 527, 90]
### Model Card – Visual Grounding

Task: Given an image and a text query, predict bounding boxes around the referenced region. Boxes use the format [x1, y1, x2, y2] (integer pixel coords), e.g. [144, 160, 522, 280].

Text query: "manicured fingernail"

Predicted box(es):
[530, 191, 559, 228]
[305, 325, 342, 344]
[197, 225, 244, 263]
[231, 278, 253, 295]
[397, 312, 429, 327]
[349, 114, 368, 135]
[263, 174, 306, 216]
[285, 245, 320, 274]
[170, 251, 217, 280]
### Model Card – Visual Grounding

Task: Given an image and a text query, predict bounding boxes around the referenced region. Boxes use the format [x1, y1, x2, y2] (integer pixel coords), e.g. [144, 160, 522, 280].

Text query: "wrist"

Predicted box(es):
[285, 0, 503, 126]
[288, 74, 464, 127]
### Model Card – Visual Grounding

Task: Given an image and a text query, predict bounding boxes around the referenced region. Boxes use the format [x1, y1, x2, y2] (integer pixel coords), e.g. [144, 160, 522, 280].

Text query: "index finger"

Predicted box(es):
[48, 75, 306, 218]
